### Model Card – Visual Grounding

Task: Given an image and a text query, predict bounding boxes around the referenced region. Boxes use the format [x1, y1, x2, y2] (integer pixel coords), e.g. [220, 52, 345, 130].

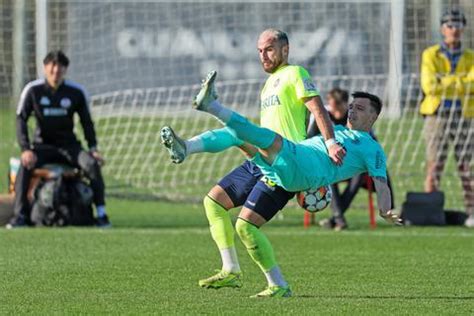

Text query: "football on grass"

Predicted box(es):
[297, 186, 332, 212]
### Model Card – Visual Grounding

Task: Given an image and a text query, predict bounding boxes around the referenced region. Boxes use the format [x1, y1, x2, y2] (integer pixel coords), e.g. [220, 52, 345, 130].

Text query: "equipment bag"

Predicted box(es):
[444, 209, 468, 226]
[400, 191, 445, 226]
[31, 175, 95, 227]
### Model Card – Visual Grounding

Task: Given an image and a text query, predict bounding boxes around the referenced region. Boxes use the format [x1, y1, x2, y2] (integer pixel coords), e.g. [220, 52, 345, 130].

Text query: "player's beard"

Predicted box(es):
[261, 55, 283, 73]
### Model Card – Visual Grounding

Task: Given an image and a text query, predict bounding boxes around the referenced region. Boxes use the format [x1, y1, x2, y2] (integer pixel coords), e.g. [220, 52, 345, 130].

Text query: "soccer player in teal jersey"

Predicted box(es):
[191, 71, 400, 225]
[161, 29, 346, 298]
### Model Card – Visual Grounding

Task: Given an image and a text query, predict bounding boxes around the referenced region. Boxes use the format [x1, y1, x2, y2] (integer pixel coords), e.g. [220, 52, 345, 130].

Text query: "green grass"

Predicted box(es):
[1, 199, 473, 315]
[1, 104, 473, 314]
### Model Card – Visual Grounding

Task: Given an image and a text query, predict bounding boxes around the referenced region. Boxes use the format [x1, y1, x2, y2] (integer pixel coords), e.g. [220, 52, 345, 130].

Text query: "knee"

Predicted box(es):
[235, 218, 252, 241]
[17, 164, 32, 179]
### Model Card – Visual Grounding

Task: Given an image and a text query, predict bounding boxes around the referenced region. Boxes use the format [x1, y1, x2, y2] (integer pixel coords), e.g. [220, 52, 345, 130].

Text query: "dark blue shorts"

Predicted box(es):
[217, 160, 295, 221]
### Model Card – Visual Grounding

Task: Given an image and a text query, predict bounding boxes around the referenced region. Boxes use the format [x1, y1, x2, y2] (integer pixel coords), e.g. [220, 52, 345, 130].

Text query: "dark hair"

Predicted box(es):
[262, 28, 289, 46]
[440, 9, 466, 26]
[43, 50, 69, 67]
[328, 87, 349, 104]
[351, 91, 382, 115]
[274, 29, 289, 46]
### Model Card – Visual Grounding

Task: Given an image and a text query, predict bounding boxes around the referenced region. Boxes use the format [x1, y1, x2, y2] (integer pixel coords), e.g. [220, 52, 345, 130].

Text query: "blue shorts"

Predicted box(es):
[217, 160, 295, 222]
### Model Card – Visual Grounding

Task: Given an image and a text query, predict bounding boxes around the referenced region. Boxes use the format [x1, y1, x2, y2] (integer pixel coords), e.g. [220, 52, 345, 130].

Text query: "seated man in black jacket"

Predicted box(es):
[309, 88, 394, 230]
[7, 50, 110, 228]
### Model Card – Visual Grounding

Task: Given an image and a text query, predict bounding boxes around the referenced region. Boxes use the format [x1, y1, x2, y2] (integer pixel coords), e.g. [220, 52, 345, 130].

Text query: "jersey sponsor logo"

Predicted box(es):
[303, 78, 317, 92]
[60, 98, 72, 109]
[247, 201, 256, 206]
[261, 176, 277, 190]
[261, 95, 281, 110]
[40, 96, 51, 106]
[43, 108, 68, 116]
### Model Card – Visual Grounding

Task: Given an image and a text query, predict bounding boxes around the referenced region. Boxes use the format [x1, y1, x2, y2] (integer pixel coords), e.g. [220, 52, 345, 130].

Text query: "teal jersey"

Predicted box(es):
[251, 125, 387, 192]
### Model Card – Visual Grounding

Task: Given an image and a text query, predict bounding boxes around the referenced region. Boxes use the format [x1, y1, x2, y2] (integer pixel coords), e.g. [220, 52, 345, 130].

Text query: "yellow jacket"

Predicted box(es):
[420, 44, 474, 117]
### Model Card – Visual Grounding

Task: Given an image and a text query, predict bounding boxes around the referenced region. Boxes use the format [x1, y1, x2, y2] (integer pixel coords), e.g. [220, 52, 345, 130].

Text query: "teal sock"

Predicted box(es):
[206, 100, 276, 149]
[226, 112, 276, 149]
[186, 128, 244, 155]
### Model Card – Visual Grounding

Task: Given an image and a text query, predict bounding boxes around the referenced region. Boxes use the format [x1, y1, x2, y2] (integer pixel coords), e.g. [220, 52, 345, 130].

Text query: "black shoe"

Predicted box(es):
[318, 217, 336, 229]
[95, 215, 112, 228]
[6, 216, 29, 229]
[334, 217, 348, 231]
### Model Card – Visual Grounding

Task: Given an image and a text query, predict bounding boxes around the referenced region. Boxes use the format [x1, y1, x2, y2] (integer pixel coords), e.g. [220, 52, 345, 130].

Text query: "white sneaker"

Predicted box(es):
[193, 70, 218, 111]
[160, 126, 187, 164]
[464, 215, 474, 228]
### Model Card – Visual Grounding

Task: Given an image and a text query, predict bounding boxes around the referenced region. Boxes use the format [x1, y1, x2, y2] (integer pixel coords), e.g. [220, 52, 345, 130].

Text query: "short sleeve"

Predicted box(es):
[293, 66, 319, 101]
[366, 144, 387, 179]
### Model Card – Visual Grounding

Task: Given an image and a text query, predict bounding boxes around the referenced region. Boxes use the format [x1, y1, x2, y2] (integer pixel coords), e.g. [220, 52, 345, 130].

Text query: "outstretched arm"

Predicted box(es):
[372, 176, 401, 224]
[304, 96, 346, 165]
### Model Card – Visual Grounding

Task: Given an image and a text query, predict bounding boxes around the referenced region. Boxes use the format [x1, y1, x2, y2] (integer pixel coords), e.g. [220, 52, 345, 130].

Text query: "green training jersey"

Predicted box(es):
[260, 65, 319, 143]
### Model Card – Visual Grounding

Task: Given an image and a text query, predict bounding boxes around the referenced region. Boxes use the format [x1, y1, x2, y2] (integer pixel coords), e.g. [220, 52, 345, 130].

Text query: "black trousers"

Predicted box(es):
[330, 173, 394, 221]
[13, 144, 106, 222]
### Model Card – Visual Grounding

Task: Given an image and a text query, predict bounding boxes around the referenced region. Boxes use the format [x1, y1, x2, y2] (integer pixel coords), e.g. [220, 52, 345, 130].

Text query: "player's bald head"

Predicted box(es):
[257, 28, 289, 73]
[258, 28, 289, 47]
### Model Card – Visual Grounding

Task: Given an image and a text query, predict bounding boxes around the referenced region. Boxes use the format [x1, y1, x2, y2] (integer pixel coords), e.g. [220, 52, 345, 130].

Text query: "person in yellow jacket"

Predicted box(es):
[420, 9, 473, 227]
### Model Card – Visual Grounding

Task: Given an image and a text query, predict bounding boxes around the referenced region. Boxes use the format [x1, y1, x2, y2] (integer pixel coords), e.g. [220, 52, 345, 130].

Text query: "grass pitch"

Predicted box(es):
[1, 199, 473, 315]
[1, 104, 472, 314]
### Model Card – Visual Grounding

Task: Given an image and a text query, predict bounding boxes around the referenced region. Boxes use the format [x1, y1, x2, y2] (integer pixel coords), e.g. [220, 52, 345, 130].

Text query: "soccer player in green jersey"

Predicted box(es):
[162, 29, 345, 298]
[163, 70, 400, 297]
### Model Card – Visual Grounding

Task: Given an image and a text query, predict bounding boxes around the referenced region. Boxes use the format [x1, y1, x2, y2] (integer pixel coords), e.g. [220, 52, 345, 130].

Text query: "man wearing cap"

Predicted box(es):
[7, 50, 111, 228]
[420, 9, 474, 227]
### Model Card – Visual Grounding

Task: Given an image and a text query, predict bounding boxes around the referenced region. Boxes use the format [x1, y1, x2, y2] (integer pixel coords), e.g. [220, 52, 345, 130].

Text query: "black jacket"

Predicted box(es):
[16, 79, 97, 151]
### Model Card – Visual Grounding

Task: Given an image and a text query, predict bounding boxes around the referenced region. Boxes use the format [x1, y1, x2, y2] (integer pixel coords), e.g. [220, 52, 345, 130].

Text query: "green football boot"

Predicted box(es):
[193, 70, 218, 111]
[250, 285, 292, 298]
[198, 270, 242, 289]
[160, 126, 187, 164]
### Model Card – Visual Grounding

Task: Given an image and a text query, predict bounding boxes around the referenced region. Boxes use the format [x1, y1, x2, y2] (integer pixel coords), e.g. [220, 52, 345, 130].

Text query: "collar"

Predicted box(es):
[44, 79, 65, 92]
[273, 63, 289, 74]
[440, 41, 463, 56]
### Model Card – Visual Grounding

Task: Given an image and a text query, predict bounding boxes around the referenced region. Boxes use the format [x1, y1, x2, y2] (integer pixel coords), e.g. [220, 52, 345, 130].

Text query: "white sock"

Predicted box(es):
[184, 137, 204, 155]
[264, 266, 288, 287]
[220, 247, 241, 273]
[96, 205, 106, 217]
[207, 100, 233, 123]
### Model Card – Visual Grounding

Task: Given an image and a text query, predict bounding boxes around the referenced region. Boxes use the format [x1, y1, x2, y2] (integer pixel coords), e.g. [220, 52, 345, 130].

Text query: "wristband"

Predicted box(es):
[325, 138, 337, 148]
